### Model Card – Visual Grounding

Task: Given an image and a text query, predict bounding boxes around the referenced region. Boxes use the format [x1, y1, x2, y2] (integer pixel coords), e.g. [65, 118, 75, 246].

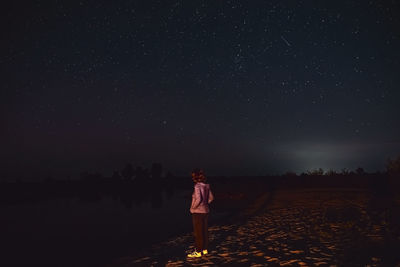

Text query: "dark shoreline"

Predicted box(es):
[108, 187, 400, 266]
[2, 172, 398, 267]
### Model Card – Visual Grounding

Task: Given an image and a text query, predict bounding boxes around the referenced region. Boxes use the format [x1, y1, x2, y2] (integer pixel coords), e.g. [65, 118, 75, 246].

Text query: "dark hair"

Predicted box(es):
[191, 168, 206, 183]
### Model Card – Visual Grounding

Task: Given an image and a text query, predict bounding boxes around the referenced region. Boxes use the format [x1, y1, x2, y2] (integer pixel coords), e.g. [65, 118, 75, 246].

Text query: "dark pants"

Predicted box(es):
[192, 213, 209, 251]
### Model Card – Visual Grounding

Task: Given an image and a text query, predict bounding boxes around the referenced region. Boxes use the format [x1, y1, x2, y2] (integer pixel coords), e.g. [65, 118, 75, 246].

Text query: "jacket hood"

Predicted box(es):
[195, 182, 210, 189]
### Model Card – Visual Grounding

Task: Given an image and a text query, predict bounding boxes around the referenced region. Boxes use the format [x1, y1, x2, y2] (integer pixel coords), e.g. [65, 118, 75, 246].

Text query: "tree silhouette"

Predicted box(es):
[387, 156, 400, 175]
[341, 168, 350, 175]
[325, 169, 337, 176]
[356, 167, 365, 176]
[307, 168, 324, 176]
[121, 163, 134, 181]
[386, 155, 400, 189]
[151, 163, 163, 180]
[135, 166, 149, 183]
[111, 171, 122, 181]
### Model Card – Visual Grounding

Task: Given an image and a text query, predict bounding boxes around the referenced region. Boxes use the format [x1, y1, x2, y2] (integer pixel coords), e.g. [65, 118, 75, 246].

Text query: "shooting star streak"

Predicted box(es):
[281, 36, 291, 47]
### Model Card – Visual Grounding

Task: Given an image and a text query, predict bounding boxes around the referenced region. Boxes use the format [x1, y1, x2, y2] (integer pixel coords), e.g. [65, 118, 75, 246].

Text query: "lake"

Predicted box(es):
[1, 189, 228, 267]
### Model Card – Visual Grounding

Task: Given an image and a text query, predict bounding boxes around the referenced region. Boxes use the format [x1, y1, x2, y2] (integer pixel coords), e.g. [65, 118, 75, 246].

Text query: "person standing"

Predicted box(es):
[187, 169, 214, 258]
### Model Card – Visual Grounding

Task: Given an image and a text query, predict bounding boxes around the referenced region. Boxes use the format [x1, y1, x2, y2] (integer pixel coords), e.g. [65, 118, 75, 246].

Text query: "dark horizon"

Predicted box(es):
[2, 139, 400, 181]
[1, 153, 396, 182]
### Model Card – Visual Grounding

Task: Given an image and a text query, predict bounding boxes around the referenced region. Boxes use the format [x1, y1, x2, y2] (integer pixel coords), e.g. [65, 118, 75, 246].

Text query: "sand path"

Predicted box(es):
[110, 189, 399, 266]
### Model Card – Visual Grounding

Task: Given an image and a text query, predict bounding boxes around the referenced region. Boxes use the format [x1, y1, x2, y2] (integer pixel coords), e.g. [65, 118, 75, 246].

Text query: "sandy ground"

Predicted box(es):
[109, 188, 400, 266]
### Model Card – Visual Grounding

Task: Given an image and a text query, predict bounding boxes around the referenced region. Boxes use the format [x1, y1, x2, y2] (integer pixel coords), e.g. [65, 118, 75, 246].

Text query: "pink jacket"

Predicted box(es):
[190, 182, 214, 214]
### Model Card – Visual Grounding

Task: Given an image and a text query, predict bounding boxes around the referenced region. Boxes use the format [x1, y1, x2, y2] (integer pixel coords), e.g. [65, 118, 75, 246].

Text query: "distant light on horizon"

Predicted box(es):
[274, 141, 400, 174]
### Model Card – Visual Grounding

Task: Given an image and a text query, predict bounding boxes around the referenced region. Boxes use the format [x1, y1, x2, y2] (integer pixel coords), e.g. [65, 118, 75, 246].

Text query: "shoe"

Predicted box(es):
[202, 249, 208, 255]
[187, 251, 202, 258]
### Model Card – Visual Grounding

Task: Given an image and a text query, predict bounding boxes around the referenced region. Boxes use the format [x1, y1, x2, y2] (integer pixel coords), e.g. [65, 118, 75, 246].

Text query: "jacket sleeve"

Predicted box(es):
[191, 185, 202, 209]
[208, 188, 214, 204]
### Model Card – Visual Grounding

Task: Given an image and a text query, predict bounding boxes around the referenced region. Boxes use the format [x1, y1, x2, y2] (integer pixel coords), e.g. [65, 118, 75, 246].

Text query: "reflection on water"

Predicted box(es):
[0, 187, 192, 267]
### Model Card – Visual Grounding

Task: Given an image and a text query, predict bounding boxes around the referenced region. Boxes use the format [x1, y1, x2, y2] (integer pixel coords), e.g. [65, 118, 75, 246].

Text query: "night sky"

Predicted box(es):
[1, 0, 399, 180]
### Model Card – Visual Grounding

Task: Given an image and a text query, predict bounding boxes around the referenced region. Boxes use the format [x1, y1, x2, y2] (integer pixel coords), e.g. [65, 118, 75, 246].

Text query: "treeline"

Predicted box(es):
[1, 156, 399, 207]
[0, 162, 182, 208]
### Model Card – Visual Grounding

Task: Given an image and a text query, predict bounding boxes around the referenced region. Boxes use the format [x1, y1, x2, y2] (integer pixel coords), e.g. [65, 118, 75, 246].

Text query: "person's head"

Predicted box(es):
[191, 168, 206, 183]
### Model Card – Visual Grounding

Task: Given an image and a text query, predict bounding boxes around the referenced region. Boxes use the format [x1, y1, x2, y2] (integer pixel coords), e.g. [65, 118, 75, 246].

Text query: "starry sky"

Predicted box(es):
[1, 0, 399, 180]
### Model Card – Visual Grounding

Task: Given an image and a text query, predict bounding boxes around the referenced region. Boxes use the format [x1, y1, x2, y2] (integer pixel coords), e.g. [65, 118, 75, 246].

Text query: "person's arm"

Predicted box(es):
[191, 185, 202, 209]
[208, 188, 214, 204]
